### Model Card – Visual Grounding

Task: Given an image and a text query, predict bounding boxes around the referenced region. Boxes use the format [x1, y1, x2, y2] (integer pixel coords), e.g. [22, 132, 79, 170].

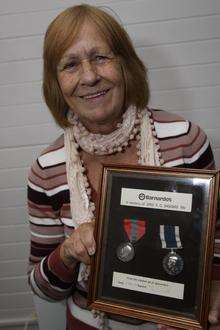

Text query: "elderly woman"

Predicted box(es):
[27, 4, 220, 330]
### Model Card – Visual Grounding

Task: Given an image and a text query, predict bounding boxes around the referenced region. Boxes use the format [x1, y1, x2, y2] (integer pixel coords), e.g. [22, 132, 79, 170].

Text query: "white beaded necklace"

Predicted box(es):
[64, 106, 161, 227]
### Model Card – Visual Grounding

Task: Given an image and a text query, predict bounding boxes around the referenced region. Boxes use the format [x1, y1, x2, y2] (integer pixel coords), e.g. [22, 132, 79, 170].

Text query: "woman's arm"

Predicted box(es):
[27, 158, 78, 301]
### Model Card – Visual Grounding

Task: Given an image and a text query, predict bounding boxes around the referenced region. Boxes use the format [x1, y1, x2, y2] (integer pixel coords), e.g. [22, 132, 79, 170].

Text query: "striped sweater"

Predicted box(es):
[27, 109, 219, 307]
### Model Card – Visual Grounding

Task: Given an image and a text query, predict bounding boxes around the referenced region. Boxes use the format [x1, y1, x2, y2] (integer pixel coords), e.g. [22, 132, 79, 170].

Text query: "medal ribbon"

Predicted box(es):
[124, 218, 146, 242]
[160, 225, 182, 249]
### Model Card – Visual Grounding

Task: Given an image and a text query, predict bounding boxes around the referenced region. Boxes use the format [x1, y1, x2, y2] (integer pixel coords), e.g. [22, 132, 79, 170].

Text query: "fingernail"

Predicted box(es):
[89, 247, 95, 256]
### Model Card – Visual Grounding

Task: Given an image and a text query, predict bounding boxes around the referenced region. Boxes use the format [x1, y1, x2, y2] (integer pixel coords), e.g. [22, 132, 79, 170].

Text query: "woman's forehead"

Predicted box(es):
[62, 21, 112, 58]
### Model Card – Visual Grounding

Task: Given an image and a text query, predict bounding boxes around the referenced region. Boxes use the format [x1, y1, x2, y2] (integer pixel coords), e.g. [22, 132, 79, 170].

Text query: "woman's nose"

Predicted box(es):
[80, 60, 100, 85]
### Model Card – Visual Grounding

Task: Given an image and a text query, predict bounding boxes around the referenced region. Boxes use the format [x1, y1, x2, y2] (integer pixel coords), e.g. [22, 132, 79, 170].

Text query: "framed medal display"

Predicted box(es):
[88, 165, 219, 329]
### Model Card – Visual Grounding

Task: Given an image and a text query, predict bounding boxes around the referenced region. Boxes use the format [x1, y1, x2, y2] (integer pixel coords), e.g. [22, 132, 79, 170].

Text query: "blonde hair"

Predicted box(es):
[43, 4, 150, 127]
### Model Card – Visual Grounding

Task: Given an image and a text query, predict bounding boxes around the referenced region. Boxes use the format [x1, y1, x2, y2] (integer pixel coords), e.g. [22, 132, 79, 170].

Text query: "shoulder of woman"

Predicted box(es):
[148, 107, 207, 140]
[28, 133, 65, 177]
[148, 108, 214, 169]
[148, 107, 187, 123]
[148, 108, 190, 140]
[39, 133, 64, 158]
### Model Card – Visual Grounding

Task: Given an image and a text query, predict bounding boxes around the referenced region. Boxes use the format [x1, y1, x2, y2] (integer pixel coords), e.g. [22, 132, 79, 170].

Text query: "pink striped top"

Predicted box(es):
[27, 109, 219, 321]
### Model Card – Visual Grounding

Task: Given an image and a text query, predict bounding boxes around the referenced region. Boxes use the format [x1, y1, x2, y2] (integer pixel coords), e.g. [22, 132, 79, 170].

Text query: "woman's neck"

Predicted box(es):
[82, 120, 119, 134]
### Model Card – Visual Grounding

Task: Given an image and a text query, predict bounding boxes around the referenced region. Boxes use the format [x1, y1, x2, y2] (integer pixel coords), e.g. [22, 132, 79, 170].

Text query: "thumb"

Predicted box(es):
[209, 309, 219, 325]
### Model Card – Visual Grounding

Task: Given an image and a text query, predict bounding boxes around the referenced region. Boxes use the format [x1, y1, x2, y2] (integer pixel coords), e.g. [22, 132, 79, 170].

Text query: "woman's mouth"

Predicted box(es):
[80, 89, 110, 100]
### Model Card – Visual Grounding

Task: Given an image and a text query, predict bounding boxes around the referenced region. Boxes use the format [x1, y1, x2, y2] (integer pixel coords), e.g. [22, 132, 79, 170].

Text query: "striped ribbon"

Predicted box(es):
[123, 218, 146, 242]
[160, 224, 182, 249]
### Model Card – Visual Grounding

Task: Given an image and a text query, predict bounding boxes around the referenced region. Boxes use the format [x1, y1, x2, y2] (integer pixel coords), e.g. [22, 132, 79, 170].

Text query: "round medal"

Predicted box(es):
[116, 242, 135, 262]
[163, 251, 183, 276]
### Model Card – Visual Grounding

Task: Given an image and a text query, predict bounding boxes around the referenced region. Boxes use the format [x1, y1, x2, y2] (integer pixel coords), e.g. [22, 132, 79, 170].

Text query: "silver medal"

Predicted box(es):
[163, 250, 184, 276]
[116, 242, 135, 262]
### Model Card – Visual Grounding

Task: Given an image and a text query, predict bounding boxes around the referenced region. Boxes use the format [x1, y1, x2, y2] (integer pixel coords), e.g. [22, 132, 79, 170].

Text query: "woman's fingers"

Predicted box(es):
[209, 309, 219, 324]
[60, 221, 95, 266]
[79, 221, 96, 256]
[72, 236, 91, 264]
[209, 281, 220, 325]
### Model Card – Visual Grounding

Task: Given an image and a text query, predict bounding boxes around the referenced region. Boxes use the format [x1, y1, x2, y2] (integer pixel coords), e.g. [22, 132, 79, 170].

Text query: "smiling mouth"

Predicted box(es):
[79, 89, 110, 100]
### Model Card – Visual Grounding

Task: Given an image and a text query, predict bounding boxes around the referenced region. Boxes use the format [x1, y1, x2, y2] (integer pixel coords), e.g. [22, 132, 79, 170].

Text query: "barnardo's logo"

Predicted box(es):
[138, 193, 145, 201]
[138, 193, 172, 203]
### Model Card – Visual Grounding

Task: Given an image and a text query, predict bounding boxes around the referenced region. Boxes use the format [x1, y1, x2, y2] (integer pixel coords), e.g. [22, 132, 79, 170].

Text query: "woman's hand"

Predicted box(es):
[209, 280, 220, 328]
[60, 221, 96, 267]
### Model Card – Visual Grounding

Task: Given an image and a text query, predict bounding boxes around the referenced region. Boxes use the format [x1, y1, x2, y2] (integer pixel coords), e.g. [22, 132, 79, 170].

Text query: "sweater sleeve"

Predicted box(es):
[27, 157, 78, 301]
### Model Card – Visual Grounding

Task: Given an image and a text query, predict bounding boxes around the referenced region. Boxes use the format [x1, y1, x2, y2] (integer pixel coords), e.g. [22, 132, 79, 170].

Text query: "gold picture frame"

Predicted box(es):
[88, 165, 219, 329]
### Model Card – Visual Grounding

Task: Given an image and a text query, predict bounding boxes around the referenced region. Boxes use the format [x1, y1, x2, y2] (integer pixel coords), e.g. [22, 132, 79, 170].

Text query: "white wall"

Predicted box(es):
[0, 0, 220, 328]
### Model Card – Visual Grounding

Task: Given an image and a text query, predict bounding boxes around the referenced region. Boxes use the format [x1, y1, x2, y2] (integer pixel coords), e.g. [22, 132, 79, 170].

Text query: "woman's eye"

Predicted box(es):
[63, 61, 78, 71]
[94, 55, 108, 63]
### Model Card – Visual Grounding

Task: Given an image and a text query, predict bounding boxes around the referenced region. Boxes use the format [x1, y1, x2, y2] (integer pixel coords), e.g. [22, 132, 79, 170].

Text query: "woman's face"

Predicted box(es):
[57, 21, 125, 133]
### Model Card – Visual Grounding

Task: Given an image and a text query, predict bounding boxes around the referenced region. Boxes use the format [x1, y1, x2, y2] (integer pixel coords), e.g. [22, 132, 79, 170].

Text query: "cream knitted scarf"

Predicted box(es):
[64, 106, 161, 227]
